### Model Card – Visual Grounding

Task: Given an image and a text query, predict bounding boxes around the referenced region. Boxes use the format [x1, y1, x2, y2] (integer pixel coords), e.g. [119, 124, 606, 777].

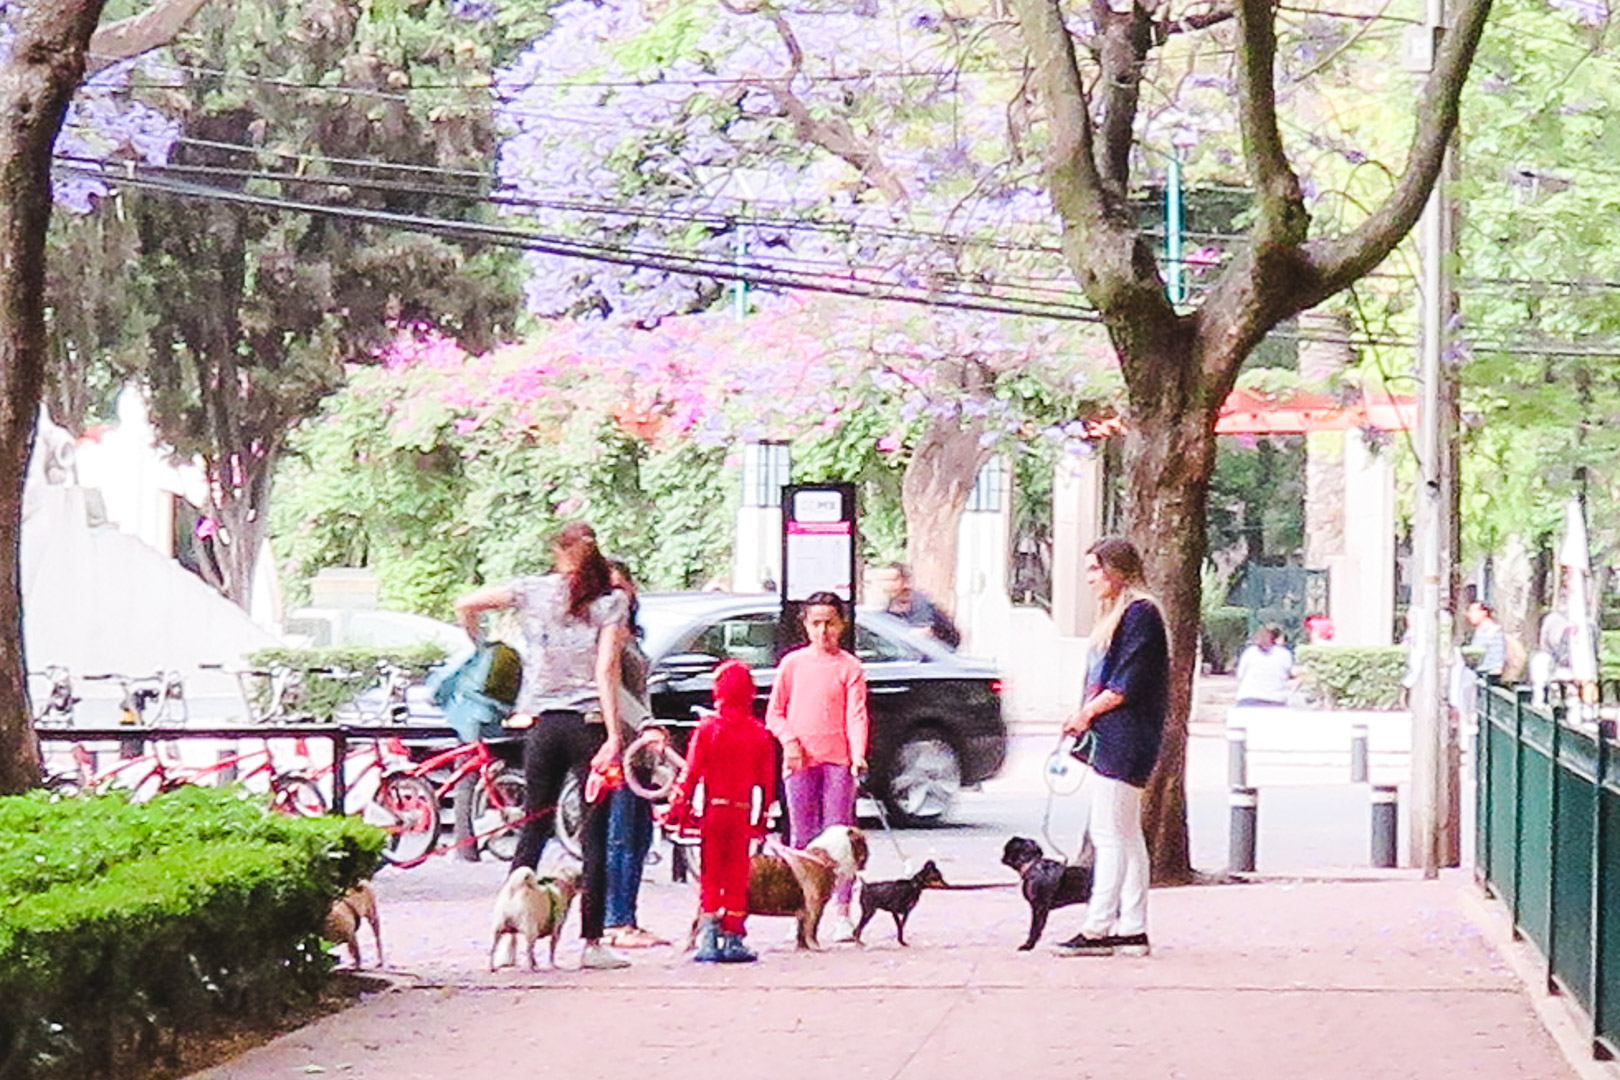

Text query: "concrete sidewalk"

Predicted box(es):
[191, 863, 1593, 1080]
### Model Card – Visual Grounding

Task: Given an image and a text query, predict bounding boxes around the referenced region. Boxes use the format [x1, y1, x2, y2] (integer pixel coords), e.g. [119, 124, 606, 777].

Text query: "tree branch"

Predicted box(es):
[745, 8, 909, 204]
[1010, 0, 1107, 223]
[1160, 3, 1236, 36]
[1302, 0, 1493, 302]
[1235, 0, 1308, 243]
[1093, 2, 1156, 194]
[86, 0, 210, 75]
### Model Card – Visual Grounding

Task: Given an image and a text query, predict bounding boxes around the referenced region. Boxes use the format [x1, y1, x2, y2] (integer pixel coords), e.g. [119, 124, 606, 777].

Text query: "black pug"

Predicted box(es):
[854, 860, 947, 946]
[1001, 836, 1094, 951]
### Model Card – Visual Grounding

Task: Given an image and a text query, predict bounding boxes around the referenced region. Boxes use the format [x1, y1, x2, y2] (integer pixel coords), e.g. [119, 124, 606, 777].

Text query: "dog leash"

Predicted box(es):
[1040, 730, 1095, 864]
[857, 769, 912, 870]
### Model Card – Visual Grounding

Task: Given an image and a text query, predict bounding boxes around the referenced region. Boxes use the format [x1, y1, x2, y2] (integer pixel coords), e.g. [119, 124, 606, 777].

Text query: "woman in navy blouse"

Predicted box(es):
[1055, 536, 1169, 958]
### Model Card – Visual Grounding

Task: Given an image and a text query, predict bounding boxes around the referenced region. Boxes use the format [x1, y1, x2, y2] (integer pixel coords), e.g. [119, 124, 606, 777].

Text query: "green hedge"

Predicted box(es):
[0, 787, 383, 1080]
[1294, 646, 1409, 710]
[1201, 606, 1251, 675]
[245, 643, 449, 721]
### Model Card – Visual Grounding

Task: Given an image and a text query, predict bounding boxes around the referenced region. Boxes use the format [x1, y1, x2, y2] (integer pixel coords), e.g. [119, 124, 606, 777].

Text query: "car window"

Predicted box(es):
[854, 622, 914, 663]
[685, 614, 780, 669]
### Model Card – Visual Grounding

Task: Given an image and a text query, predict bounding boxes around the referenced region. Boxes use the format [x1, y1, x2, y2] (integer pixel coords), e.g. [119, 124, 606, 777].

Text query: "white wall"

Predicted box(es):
[22, 483, 279, 723]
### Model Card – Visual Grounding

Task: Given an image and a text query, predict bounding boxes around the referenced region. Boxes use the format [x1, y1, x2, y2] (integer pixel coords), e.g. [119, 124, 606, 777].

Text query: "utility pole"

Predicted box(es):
[1407, 0, 1456, 879]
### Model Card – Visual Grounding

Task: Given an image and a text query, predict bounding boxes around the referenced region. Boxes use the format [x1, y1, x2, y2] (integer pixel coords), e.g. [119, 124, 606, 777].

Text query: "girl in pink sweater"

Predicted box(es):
[765, 591, 870, 941]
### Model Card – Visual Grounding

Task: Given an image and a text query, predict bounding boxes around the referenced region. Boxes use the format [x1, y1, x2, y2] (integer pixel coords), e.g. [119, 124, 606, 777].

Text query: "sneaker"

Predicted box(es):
[1112, 933, 1151, 957]
[580, 942, 631, 970]
[826, 914, 857, 944]
[1051, 932, 1116, 957]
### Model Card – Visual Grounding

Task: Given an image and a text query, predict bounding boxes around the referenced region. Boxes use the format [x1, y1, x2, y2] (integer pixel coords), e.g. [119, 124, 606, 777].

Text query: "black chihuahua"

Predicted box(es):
[1001, 836, 1094, 950]
[854, 860, 948, 946]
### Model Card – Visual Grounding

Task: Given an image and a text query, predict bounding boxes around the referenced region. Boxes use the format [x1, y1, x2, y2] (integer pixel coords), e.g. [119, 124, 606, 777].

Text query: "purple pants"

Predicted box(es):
[783, 761, 857, 905]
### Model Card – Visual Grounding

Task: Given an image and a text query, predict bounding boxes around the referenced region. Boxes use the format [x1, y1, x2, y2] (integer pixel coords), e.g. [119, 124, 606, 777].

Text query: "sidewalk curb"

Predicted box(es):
[1458, 881, 1620, 1080]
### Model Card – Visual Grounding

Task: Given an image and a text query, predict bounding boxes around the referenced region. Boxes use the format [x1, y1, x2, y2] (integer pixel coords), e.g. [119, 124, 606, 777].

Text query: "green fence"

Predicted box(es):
[1475, 681, 1620, 1061]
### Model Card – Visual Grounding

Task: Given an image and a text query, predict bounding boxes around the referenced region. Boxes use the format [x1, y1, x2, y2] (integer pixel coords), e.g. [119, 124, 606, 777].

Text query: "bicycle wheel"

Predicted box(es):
[368, 773, 440, 867]
[555, 770, 584, 860]
[473, 766, 526, 862]
[270, 773, 327, 817]
[42, 772, 82, 799]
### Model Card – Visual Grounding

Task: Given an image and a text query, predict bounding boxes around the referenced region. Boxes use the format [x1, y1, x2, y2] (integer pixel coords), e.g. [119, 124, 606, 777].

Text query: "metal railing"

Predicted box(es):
[1475, 680, 1620, 1061]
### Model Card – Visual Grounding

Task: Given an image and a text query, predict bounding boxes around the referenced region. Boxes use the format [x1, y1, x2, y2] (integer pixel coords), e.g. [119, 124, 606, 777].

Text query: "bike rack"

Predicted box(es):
[35, 723, 461, 815]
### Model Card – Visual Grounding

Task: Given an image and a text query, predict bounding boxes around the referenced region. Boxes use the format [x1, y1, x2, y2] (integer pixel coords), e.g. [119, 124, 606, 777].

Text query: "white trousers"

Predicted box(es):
[1080, 773, 1150, 937]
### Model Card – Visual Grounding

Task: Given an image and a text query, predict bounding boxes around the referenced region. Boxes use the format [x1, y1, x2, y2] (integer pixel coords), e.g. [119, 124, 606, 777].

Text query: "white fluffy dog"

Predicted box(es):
[490, 867, 580, 971]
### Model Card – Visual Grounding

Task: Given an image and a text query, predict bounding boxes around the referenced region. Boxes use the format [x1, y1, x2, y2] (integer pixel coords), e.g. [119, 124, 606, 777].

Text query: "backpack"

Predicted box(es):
[1503, 633, 1529, 684]
[427, 641, 522, 742]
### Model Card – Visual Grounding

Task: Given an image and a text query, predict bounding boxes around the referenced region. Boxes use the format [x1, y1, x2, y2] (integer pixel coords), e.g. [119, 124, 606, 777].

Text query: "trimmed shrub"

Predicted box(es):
[0, 786, 383, 1080]
[1294, 646, 1409, 710]
[1201, 606, 1251, 675]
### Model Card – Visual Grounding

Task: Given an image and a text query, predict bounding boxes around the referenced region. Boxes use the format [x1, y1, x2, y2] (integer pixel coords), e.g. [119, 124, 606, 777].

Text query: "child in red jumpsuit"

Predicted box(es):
[665, 659, 777, 963]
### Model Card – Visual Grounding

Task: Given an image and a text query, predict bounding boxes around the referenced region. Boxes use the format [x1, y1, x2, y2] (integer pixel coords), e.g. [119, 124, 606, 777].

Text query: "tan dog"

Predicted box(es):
[325, 881, 383, 969]
[688, 824, 869, 950]
[490, 867, 580, 971]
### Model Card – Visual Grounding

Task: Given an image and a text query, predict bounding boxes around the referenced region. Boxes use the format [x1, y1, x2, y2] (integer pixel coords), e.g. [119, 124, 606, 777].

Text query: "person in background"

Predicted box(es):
[1467, 600, 1506, 681]
[1055, 537, 1169, 958]
[454, 521, 632, 971]
[765, 591, 870, 943]
[878, 562, 961, 649]
[1233, 624, 1294, 707]
[601, 558, 669, 950]
[1304, 611, 1335, 645]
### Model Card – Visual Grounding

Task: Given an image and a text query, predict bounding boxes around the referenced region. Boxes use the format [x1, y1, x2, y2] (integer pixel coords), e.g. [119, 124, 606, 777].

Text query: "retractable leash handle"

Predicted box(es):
[1040, 730, 1096, 864]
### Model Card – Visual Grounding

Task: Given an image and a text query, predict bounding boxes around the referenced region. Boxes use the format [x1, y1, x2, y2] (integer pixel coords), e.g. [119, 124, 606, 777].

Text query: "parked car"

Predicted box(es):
[637, 592, 1006, 826]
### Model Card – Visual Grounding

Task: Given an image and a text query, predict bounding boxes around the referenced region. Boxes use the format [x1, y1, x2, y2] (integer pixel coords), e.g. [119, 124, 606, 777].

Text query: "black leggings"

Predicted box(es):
[510, 709, 611, 941]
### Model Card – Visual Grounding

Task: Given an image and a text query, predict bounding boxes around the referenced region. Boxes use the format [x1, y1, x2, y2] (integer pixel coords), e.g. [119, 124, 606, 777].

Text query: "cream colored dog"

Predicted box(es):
[490, 867, 581, 971]
[325, 880, 383, 969]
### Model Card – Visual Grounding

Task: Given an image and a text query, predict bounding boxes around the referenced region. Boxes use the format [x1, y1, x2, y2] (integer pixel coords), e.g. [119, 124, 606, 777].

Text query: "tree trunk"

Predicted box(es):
[196, 444, 277, 609]
[900, 414, 991, 615]
[1123, 397, 1221, 885]
[0, 0, 110, 795]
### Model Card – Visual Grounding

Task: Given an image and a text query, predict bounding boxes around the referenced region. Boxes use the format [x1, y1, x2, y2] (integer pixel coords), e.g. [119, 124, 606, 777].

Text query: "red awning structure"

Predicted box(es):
[1213, 389, 1415, 435]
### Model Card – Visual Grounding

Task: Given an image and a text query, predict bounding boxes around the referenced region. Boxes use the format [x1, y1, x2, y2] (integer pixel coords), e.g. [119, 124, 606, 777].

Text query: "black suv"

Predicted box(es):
[638, 593, 1006, 825]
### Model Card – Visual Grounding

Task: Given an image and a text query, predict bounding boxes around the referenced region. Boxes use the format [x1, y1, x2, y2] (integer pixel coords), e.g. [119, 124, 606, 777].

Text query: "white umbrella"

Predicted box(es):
[1559, 498, 1600, 686]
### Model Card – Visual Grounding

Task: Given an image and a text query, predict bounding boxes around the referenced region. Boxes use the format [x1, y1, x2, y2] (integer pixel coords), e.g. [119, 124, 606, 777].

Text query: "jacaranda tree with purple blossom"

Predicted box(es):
[494, 0, 1128, 604]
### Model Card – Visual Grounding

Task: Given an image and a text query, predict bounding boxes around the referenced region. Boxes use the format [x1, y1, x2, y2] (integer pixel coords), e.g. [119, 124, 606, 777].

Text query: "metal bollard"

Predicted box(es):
[1350, 723, 1369, 784]
[1229, 786, 1258, 873]
[452, 773, 479, 862]
[1227, 727, 1248, 788]
[216, 748, 238, 786]
[1371, 785, 1398, 868]
[671, 842, 690, 884]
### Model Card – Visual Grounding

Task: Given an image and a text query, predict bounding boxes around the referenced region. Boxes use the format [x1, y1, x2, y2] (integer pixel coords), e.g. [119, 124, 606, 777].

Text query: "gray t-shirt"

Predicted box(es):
[511, 574, 629, 715]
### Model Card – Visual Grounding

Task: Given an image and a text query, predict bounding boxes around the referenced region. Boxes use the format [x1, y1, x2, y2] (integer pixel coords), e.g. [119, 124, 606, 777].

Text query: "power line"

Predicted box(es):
[56, 161, 1106, 324]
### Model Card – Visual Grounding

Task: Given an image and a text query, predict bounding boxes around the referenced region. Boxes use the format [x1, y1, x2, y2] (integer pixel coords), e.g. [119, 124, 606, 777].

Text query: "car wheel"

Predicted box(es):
[884, 730, 962, 827]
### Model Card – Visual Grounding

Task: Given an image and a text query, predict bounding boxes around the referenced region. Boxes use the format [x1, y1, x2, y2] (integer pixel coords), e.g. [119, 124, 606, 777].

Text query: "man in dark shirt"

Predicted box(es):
[878, 563, 960, 649]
